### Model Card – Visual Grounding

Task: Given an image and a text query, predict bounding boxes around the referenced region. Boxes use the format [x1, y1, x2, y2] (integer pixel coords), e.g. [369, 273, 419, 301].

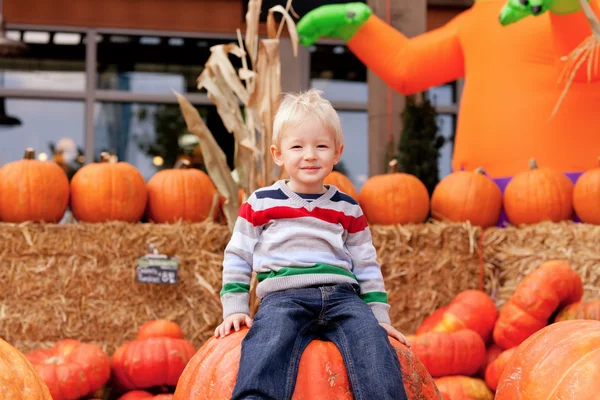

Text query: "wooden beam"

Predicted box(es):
[367, 0, 427, 176]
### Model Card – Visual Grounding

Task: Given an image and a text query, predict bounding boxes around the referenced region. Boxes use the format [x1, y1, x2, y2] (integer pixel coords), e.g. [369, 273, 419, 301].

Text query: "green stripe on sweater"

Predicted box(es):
[220, 282, 250, 297]
[256, 263, 356, 282]
[360, 291, 388, 304]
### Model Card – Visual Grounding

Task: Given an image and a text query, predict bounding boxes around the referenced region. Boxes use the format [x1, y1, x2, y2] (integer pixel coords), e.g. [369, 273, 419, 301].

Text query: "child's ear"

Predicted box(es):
[270, 145, 284, 167]
[334, 144, 344, 164]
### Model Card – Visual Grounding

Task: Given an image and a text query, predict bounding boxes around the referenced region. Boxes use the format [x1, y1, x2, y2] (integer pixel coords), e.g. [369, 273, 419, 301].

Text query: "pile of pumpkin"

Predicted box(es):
[2, 148, 599, 228]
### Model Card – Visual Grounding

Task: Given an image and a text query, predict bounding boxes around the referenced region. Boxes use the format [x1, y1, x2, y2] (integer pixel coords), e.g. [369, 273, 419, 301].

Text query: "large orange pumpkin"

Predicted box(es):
[358, 160, 429, 225]
[26, 339, 110, 400]
[433, 376, 493, 400]
[503, 158, 574, 225]
[495, 320, 600, 399]
[70, 152, 147, 222]
[0, 337, 53, 399]
[415, 290, 497, 343]
[554, 300, 600, 322]
[492, 260, 583, 349]
[173, 327, 442, 399]
[324, 171, 358, 198]
[0, 148, 69, 223]
[484, 347, 516, 392]
[408, 330, 486, 377]
[146, 159, 217, 223]
[573, 158, 600, 224]
[136, 320, 184, 340]
[431, 168, 502, 228]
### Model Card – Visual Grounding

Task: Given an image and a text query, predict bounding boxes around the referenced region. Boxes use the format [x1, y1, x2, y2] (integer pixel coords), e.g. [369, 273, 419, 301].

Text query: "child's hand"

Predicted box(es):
[379, 323, 411, 348]
[214, 313, 253, 338]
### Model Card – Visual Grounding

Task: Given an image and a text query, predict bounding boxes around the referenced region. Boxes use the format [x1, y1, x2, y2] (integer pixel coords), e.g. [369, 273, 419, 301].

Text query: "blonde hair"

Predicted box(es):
[272, 89, 343, 148]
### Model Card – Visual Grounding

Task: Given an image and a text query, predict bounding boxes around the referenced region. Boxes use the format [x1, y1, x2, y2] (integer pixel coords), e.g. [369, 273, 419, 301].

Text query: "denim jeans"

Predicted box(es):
[230, 283, 408, 400]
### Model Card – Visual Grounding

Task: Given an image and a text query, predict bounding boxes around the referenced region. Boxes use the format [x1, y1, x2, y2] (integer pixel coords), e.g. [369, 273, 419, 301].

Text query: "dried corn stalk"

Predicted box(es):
[551, 0, 600, 118]
[176, 0, 298, 231]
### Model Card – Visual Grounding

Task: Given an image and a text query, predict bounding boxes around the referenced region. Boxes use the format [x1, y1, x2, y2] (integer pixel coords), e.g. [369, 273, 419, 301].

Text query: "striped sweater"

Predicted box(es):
[220, 180, 391, 324]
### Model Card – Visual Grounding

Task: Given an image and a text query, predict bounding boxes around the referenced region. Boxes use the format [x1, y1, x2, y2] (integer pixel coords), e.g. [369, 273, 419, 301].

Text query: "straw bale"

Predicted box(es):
[482, 221, 600, 308]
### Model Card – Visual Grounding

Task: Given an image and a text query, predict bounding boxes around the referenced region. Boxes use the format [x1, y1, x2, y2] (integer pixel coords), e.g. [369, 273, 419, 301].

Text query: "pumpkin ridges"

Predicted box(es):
[554, 300, 600, 322]
[0, 338, 53, 399]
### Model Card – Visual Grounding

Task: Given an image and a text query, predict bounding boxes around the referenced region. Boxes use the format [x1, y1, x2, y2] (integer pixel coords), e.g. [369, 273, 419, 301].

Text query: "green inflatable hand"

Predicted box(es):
[499, 0, 587, 26]
[297, 2, 372, 47]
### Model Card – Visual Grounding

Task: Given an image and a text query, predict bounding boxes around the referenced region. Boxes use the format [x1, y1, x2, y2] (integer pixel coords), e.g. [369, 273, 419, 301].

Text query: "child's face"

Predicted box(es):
[270, 119, 343, 193]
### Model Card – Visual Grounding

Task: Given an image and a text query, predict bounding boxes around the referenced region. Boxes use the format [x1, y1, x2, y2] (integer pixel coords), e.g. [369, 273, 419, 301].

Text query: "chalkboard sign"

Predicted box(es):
[137, 255, 179, 285]
[242, 0, 367, 21]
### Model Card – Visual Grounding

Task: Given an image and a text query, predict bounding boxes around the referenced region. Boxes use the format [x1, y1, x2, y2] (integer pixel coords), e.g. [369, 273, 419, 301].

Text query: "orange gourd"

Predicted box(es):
[0, 337, 52, 399]
[136, 320, 185, 340]
[0, 148, 69, 223]
[416, 290, 498, 343]
[416, 306, 448, 335]
[324, 170, 358, 198]
[409, 330, 486, 377]
[573, 158, 600, 224]
[495, 320, 600, 400]
[146, 159, 217, 223]
[477, 343, 503, 378]
[119, 392, 173, 400]
[26, 339, 110, 400]
[173, 327, 442, 399]
[431, 168, 502, 228]
[358, 160, 429, 225]
[554, 300, 600, 322]
[493, 260, 583, 349]
[503, 159, 574, 225]
[484, 347, 516, 392]
[433, 376, 494, 400]
[70, 152, 147, 222]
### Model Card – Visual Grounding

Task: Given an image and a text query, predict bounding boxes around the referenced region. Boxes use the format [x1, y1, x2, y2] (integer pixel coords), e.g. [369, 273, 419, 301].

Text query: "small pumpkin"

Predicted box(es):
[503, 158, 574, 225]
[554, 300, 600, 322]
[415, 306, 449, 335]
[408, 329, 486, 377]
[324, 171, 358, 198]
[358, 160, 429, 225]
[484, 347, 516, 392]
[495, 320, 600, 399]
[433, 376, 494, 400]
[26, 339, 110, 400]
[70, 152, 147, 222]
[0, 337, 52, 399]
[431, 167, 502, 228]
[146, 159, 217, 223]
[573, 158, 600, 224]
[0, 148, 69, 223]
[119, 391, 174, 400]
[136, 320, 184, 340]
[477, 343, 503, 378]
[173, 327, 442, 399]
[415, 290, 498, 343]
[493, 260, 583, 349]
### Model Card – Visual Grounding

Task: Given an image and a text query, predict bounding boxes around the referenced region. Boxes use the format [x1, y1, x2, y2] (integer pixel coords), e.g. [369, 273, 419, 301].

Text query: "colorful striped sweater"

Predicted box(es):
[220, 180, 391, 324]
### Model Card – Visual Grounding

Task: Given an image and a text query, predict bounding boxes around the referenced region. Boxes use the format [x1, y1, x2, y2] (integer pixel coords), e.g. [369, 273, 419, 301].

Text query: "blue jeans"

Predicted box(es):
[230, 283, 408, 400]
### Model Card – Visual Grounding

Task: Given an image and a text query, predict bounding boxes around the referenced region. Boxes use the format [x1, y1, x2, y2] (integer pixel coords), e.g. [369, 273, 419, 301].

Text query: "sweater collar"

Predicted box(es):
[276, 180, 337, 210]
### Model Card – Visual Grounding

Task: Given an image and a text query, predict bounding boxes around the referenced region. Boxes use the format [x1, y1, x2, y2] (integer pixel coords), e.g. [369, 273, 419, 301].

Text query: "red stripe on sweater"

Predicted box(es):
[238, 203, 368, 234]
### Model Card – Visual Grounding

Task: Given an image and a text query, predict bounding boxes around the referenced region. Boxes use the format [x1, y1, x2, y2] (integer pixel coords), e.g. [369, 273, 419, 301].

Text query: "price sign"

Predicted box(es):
[137, 255, 179, 285]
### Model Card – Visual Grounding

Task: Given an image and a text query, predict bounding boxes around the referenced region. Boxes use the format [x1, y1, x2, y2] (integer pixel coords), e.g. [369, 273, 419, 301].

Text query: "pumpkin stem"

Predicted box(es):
[474, 167, 486, 174]
[388, 159, 398, 174]
[174, 158, 191, 169]
[529, 158, 538, 170]
[23, 148, 35, 160]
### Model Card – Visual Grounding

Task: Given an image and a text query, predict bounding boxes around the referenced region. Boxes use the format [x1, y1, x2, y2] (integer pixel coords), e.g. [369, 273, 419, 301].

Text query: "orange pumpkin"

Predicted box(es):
[111, 328, 196, 392]
[477, 343, 503, 378]
[358, 160, 429, 225]
[495, 320, 600, 399]
[323, 170, 358, 198]
[119, 391, 174, 400]
[415, 290, 498, 343]
[484, 347, 516, 392]
[415, 306, 448, 335]
[136, 320, 184, 340]
[573, 159, 600, 224]
[70, 152, 147, 222]
[493, 260, 583, 349]
[433, 376, 494, 400]
[26, 339, 110, 400]
[554, 300, 600, 322]
[0, 337, 53, 399]
[503, 158, 574, 225]
[173, 327, 442, 399]
[431, 168, 502, 228]
[146, 159, 217, 223]
[0, 148, 69, 223]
